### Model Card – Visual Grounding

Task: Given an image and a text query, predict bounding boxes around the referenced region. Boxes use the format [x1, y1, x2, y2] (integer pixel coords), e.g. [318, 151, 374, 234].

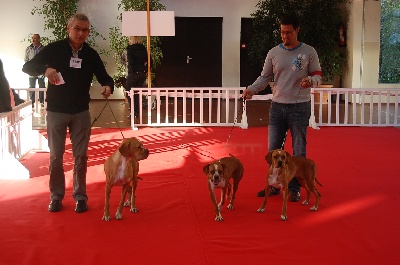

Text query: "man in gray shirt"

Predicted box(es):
[25, 34, 45, 107]
[242, 14, 322, 201]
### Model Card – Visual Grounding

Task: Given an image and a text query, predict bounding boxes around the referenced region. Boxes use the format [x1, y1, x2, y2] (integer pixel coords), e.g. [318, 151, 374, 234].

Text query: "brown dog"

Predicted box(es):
[203, 155, 244, 221]
[102, 137, 149, 221]
[257, 149, 322, 221]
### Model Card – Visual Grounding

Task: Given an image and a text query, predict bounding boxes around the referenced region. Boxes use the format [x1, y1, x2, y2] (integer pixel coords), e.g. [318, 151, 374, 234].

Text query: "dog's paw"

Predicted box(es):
[227, 203, 234, 210]
[130, 207, 138, 213]
[280, 215, 288, 221]
[115, 212, 123, 220]
[309, 206, 318, 211]
[257, 208, 265, 213]
[215, 214, 224, 222]
[302, 200, 309, 205]
[102, 215, 111, 221]
[124, 200, 131, 207]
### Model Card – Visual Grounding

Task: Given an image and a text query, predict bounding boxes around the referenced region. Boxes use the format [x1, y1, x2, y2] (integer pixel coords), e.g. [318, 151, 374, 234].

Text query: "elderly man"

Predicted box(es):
[22, 14, 114, 213]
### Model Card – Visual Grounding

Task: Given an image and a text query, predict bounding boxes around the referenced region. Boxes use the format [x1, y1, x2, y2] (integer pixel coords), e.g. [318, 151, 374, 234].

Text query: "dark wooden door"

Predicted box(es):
[155, 17, 222, 87]
[240, 18, 271, 94]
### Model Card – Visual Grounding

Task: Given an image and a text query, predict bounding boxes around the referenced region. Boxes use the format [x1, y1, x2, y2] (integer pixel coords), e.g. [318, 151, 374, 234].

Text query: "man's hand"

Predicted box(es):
[44, 68, 60, 85]
[300, 76, 312, 89]
[101, 86, 111, 98]
[242, 88, 253, 100]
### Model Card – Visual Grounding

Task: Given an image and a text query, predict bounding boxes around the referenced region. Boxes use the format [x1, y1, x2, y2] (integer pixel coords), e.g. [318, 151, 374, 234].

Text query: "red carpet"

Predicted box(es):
[1, 126, 400, 264]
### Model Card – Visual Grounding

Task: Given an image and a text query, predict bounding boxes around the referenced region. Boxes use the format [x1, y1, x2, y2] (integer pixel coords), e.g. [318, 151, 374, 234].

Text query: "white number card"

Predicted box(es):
[70, 57, 82, 68]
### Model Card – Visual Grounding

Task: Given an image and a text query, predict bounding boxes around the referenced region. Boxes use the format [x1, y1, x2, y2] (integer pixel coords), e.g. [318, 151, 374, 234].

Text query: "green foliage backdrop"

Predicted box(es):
[249, 0, 349, 82]
[29, 0, 106, 53]
[379, 0, 400, 84]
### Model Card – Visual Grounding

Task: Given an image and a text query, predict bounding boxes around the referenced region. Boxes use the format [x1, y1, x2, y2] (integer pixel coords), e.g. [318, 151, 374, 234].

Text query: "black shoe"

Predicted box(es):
[48, 200, 62, 212]
[289, 191, 301, 202]
[257, 186, 281, 197]
[75, 200, 88, 213]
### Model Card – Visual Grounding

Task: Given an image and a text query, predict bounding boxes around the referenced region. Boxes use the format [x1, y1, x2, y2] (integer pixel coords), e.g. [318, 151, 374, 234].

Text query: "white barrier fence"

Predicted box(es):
[128, 87, 400, 129]
[309, 87, 399, 128]
[129, 88, 248, 129]
[0, 100, 48, 179]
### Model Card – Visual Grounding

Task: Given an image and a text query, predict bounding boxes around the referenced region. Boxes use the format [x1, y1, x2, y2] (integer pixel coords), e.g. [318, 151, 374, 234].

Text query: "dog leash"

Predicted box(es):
[182, 97, 245, 161]
[221, 97, 246, 156]
[87, 98, 125, 139]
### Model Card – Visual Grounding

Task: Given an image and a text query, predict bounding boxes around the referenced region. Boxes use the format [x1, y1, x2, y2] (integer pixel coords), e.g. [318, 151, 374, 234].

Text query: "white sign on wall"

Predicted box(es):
[122, 11, 175, 36]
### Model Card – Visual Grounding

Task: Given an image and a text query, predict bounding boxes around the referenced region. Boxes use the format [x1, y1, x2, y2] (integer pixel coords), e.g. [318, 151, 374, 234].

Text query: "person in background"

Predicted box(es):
[22, 13, 114, 213]
[0, 59, 12, 112]
[25, 34, 45, 107]
[242, 14, 322, 202]
[125, 36, 148, 118]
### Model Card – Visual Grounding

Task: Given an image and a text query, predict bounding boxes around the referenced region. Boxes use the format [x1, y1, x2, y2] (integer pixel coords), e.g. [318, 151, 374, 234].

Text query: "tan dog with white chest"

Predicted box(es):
[102, 137, 149, 221]
[257, 149, 323, 221]
[203, 155, 244, 221]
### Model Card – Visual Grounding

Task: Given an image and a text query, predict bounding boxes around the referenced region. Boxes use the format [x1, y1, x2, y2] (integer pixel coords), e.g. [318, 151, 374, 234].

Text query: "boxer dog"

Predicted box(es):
[257, 149, 323, 221]
[203, 155, 244, 221]
[102, 137, 149, 221]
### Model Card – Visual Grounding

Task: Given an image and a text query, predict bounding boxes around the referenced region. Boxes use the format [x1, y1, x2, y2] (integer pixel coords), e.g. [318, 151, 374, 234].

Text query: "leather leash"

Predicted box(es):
[88, 98, 125, 139]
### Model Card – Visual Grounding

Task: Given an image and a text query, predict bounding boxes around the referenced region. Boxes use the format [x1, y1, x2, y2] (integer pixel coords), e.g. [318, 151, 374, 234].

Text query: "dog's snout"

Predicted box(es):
[213, 174, 220, 180]
[277, 160, 283, 167]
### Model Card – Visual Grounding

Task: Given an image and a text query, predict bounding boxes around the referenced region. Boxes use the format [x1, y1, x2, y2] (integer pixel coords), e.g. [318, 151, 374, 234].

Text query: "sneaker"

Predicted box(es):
[75, 200, 88, 213]
[289, 191, 301, 202]
[257, 186, 281, 197]
[48, 200, 62, 212]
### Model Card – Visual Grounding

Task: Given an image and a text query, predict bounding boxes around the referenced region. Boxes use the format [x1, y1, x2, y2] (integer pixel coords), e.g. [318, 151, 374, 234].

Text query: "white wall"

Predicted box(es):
[0, 0, 259, 99]
[0, 0, 392, 98]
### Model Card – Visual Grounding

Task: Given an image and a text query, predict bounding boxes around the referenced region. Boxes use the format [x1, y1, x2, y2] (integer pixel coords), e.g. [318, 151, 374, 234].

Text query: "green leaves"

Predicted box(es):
[379, 0, 400, 83]
[31, 0, 78, 44]
[249, 0, 349, 82]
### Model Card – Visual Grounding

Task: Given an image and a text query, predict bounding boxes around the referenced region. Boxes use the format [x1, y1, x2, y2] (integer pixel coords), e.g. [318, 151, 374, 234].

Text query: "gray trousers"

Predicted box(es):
[46, 110, 91, 202]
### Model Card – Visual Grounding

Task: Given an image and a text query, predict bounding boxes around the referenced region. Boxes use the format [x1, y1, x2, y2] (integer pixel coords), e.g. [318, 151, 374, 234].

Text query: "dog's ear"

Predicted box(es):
[284, 150, 292, 158]
[221, 163, 226, 174]
[265, 151, 273, 164]
[118, 140, 131, 157]
[203, 164, 210, 174]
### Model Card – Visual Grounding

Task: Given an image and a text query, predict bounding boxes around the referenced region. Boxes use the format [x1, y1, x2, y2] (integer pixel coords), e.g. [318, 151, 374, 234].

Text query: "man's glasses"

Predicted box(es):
[280, 30, 295, 36]
[70, 26, 90, 33]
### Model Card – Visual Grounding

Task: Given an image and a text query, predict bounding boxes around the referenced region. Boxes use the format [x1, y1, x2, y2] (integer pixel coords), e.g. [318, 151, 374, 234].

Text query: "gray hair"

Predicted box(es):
[67, 13, 90, 27]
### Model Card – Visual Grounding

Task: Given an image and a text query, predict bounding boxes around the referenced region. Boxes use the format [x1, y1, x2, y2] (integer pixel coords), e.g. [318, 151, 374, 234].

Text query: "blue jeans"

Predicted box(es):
[46, 110, 91, 202]
[268, 101, 311, 192]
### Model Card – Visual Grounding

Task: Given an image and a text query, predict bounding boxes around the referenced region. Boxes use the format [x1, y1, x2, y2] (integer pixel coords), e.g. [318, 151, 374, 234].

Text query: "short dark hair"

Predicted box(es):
[280, 15, 300, 29]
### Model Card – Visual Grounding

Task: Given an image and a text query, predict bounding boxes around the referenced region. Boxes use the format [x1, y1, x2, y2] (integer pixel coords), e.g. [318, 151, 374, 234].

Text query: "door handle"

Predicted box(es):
[186, 56, 192, 64]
